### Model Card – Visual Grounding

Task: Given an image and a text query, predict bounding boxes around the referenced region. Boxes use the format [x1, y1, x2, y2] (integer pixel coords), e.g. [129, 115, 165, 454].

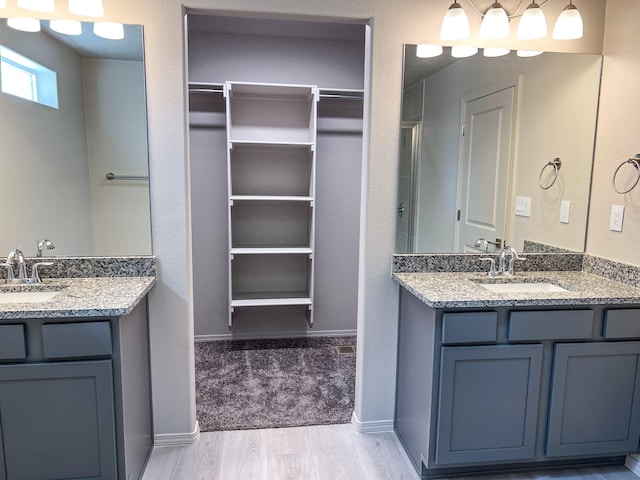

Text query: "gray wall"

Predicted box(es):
[188, 16, 365, 339]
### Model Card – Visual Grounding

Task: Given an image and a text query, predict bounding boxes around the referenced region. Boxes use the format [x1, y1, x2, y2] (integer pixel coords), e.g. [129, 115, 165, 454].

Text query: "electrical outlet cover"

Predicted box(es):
[610, 205, 624, 232]
[560, 201, 571, 224]
[515, 196, 531, 217]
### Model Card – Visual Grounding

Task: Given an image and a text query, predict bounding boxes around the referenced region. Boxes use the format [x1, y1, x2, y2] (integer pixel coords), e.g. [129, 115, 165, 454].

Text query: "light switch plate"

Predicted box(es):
[610, 205, 624, 232]
[515, 196, 531, 217]
[560, 201, 571, 224]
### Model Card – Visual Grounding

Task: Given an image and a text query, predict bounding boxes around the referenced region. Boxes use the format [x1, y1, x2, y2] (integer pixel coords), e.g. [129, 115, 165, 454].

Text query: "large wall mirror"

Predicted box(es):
[396, 45, 602, 255]
[0, 20, 151, 257]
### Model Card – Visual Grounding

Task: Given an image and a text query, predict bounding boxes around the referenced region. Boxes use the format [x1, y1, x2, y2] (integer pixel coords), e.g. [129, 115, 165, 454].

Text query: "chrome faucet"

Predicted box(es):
[36, 239, 55, 257]
[480, 245, 526, 277]
[7, 248, 28, 282]
[499, 245, 526, 276]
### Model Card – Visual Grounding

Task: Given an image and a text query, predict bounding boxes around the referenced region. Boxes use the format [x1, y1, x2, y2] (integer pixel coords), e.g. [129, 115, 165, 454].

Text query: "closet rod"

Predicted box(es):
[319, 93, 364, 100]
[189, 88, 224, 94]
[106, 172, 149, 181]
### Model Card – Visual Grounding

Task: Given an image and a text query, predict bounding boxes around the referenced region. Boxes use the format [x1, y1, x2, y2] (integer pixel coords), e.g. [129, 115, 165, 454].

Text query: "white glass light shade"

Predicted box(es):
[517, 49, 543, 57]
[50, 19, 82, 35]
[94, 21, 124, 40]
[416, 44, 443, 58]
[484, 47, 510, 57]
[552, 3, 583, 40]
[440, 2, 470, 41]
[69, 0, 104, 17]
[516, 2, 547, 40]
[7, 17, 40, 32]
[17, 0, 54, 12]
[480, 3, 510, 39]
[0, 0, 6, 8]
[451, 45, 478, 58]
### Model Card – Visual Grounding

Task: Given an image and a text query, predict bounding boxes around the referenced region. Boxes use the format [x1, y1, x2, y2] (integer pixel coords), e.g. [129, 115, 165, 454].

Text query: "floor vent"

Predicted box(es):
[336, 346, 357, 355]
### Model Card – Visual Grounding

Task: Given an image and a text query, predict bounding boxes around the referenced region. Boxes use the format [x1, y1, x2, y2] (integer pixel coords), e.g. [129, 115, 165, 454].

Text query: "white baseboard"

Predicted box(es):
[153, 421, 200, 446]
[351, 412, 395, 433]
[625, 455, 640, 478]
[195, 329, 357, 342]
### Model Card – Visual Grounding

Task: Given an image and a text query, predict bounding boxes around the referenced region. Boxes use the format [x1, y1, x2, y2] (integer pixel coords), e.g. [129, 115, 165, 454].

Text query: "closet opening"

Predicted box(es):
[185, 11, 368, 432]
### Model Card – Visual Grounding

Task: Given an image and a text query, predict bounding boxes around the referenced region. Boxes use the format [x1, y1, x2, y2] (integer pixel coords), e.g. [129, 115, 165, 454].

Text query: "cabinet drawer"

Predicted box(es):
[604, 309, 640, 339]
[442, 312, 497, 344]
[42, 321, 112, 360]
[0, 324, 27, 361]
[508, 310, 593, 341]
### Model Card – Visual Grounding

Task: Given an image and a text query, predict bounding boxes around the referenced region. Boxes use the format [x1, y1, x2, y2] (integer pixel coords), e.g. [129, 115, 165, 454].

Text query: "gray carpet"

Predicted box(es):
[195, 336, 357, 431]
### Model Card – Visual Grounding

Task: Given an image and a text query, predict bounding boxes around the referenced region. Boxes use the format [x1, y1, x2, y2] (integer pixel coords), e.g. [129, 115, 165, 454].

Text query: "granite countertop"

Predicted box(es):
[0, 276, 155, 319]
[393, 271, 640, 309]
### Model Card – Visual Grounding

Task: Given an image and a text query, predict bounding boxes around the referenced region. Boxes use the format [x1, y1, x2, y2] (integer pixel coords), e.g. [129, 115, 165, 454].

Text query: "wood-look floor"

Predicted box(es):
[141, 424, 640, 480]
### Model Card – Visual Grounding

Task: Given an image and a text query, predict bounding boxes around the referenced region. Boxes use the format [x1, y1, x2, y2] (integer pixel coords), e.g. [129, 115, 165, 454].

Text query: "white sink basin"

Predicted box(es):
[480, 282, 569, 294]
[0, 291, 59, 304]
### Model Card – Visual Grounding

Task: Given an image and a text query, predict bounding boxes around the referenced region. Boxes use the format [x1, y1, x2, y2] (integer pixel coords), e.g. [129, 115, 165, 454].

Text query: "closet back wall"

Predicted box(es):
[188, 15, 365, 339]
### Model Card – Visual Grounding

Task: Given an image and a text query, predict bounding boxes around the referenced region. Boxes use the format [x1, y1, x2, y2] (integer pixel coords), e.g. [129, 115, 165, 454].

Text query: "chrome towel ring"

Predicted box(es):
[612, 154, 640, 194]
[538, 158, 562, 190]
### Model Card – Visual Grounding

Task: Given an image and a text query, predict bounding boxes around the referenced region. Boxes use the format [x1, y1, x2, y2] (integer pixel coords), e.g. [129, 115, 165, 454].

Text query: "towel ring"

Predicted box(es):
[538, 158, 562, 190]
[612, 155, 640, 194]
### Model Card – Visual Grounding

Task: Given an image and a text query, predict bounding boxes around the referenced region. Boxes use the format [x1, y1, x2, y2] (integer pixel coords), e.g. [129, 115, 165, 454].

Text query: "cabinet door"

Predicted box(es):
[436, 344, 543, 465]
[0, 361, 117, 480]
[547, 342, 640, 457]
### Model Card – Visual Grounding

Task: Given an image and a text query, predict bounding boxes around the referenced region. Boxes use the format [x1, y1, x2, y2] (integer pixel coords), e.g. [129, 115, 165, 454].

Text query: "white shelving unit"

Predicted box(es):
[224, 81, 318, 328]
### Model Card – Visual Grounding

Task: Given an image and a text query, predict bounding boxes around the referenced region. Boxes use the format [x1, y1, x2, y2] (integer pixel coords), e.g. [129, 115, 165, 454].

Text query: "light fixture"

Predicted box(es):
[484, 47, 510, 57]
[517, 49, 543, 57]
[479, 2, 510, 39]
[7, 17, 41, 32]
[451, 45, 478, 58]
[440, 0, 583, 45]
[50, 19, 82, 35]
[17, 0, 54, 12]
[94, 21, 124, 40]
[516, 2, 547, 39]
[416, 44, 443, 58]
[69, 0, 104, 17]
[0, 0, 5, 8]
[440, 1, 470, 41]
[552, 0, 583, 39]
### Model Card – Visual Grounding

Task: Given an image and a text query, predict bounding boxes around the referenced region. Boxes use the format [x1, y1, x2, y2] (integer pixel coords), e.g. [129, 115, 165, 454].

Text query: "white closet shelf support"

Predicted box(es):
[230, 195, 314, 203]
[228, 140, 314, 149]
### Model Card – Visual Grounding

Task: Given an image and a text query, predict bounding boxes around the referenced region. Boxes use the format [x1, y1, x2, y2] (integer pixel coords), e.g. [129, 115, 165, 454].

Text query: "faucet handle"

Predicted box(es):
[479, 257, 497, 277]
[507, 255, 527, 275]
[0, 263, 15, 281]
[31, 262, 53, 284]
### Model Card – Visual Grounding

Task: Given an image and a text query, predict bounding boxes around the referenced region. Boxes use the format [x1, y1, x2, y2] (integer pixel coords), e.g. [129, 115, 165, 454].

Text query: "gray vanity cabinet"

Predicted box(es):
[0, 361, 117, 480]
[436, 344, 543, 465]
[546, 341, 640, 458]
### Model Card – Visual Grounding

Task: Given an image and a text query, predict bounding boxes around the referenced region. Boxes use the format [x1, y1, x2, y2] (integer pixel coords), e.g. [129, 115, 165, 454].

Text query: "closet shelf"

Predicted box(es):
[231, 296, 312, 308]
[230, 195, 313, 203]
[231, 247, 312, 255]
[229, 140, 314, 150]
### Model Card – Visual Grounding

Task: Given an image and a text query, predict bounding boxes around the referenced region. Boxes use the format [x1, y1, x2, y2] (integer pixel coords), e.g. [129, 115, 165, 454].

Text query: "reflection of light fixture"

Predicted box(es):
[516, 2, 547, 39]
[517, 49, 543, 57]
[552, 1, 583, 39]
[440, 1, 470, 41]
[50, 19, 82, 35]
[440, 0, 583, 42]
[94, 21, 124, 40]
[416, 44, 443, 58]
[69, 0, 104, 17]
[7, 17, 41, 32]
[17, 0, 54, 12]
[451, 45, 478, 58]
[484, 47, 510, 57]
[480, 3, 510, 39]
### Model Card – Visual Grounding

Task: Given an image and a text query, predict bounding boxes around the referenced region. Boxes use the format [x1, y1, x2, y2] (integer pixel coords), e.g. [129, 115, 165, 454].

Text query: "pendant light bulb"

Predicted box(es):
[480, 2, 510, 40]
[416, 44, 443, 58]
[516, 2, 547, 40]
[7, 17, 41, 32]
[68, 0, 104, 17]
[440, 1, 470, 41]
[552, 1, 583, 40]
[94, 21, 124, 40]
[17, 0, 54, 12]
[50, 19, 82, 35]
